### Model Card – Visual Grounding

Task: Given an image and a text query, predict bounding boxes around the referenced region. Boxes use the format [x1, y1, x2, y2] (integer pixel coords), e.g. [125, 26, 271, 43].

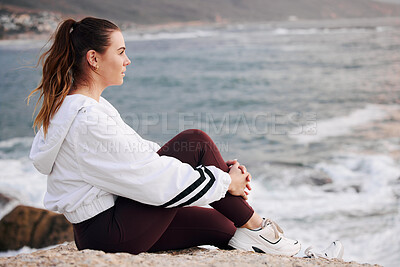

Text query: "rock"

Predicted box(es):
[309, 175, 333, 186]
[0, 205, 74, 251]
[350, 185, 361, 193]
[0, 242, 382, 267]
[0, 193, 14, 207]
[0, 192, 19, 221]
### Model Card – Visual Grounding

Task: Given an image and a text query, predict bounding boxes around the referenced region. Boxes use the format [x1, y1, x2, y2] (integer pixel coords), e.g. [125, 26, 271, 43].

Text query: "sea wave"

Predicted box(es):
[0, 137, 34, 159]
[249, 151, 400, 265]
[0, 157, 46, 219]
[291, 104, 399, 144]
[271, 26, 389, 36]
[124, 30, 217, 42]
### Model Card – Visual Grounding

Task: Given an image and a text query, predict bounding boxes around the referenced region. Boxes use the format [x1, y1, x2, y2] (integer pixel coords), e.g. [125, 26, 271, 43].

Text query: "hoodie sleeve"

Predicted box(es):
[139, 138, 161, 153]
[71, 106, 231, 208]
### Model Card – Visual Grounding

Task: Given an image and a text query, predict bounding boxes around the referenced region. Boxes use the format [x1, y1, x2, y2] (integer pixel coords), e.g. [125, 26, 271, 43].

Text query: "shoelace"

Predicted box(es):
[262, 218, 284, 239]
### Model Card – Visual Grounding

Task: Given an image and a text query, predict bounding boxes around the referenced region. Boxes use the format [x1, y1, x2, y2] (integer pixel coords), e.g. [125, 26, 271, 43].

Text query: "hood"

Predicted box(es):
[29, 94, 98, 175]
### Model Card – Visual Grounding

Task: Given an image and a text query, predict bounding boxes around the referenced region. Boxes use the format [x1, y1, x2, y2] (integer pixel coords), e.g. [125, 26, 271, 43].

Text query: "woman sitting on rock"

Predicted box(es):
[28, 17, 301, 256]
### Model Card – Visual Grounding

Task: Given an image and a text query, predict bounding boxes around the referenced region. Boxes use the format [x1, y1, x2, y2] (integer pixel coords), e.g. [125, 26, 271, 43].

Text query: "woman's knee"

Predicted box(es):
[179, 129, 212, 142]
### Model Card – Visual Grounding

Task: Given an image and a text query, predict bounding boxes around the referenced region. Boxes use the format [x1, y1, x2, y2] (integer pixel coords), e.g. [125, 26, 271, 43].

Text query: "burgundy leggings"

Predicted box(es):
[73, 129, 254, 254]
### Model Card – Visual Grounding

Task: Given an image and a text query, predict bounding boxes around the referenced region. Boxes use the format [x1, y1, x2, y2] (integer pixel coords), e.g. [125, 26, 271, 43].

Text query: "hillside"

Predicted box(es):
[1, 0, 400, 25]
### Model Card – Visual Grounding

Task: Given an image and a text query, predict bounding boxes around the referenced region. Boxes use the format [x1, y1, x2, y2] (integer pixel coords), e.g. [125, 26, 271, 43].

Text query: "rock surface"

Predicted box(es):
[0, 242, 381, 267]
[0, 205, 74, 251]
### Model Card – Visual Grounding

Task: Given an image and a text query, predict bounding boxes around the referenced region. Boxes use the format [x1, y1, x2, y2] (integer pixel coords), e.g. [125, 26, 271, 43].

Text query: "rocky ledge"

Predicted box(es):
[0, 242, 380, 267]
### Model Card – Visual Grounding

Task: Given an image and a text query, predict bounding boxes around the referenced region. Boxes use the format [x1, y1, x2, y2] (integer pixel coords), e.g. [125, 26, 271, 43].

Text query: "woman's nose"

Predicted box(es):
[125, 55, 131, 66]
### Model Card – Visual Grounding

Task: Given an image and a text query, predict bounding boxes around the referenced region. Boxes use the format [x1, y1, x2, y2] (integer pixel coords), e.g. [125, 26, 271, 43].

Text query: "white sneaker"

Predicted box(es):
[304, 241, 344, 260]
[228, 218, 301, 256]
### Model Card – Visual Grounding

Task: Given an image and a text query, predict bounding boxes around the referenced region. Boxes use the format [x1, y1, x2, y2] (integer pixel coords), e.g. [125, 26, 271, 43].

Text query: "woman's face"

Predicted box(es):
[97, 30, 131, 87]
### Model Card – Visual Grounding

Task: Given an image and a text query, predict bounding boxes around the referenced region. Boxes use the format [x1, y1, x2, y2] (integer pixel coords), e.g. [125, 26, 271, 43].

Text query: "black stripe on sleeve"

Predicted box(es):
[176, 166, 216, 207]
[159, 167, 207, 208]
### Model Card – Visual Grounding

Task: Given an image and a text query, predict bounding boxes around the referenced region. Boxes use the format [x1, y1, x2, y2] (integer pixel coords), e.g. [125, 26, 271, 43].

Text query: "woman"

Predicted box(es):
[28, 17, 301, 256]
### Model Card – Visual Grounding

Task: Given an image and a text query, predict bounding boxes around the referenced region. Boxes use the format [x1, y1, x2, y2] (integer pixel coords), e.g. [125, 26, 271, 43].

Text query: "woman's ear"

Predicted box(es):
[86, 50, 98, 68]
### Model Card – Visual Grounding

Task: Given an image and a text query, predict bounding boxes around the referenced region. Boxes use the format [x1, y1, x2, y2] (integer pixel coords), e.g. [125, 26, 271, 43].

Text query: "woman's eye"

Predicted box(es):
[120, 50, 125, 55]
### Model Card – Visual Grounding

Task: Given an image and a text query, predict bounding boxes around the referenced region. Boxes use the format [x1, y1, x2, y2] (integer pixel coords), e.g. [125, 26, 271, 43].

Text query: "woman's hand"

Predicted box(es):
[226, 159, 252, 191]
[226, 159, 248, 176]
[228, 162, 252, 200]
[226, 159, 238, 168]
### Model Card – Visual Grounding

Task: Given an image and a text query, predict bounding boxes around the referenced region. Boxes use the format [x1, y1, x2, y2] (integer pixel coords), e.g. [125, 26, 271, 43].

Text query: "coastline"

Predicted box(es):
[0, 242, 382, 267]
[1, 16, 400, 43]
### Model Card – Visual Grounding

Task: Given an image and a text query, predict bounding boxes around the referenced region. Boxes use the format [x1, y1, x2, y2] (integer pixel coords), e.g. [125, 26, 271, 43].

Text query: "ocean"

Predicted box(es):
[0, 17, 399, 266]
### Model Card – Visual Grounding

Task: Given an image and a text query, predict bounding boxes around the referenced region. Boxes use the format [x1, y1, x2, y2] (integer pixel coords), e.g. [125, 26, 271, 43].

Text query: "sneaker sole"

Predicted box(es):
[228, 237, 301, 256]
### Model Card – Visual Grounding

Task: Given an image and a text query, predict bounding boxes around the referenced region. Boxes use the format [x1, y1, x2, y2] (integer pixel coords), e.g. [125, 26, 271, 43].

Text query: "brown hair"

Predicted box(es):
[27, 17, 119, 136]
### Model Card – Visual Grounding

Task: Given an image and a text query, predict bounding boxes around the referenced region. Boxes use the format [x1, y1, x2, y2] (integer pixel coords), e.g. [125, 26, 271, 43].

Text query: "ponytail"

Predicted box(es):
[27, 19, 76, 136]
[27, 17, 119, 137]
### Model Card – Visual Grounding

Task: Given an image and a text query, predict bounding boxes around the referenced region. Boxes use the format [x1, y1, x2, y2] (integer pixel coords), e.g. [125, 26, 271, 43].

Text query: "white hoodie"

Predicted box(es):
[30, 94, 231, 223]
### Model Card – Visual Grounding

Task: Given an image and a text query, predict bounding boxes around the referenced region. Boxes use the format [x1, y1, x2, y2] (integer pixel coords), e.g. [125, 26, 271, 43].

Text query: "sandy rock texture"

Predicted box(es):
[0, 242, 381, 267]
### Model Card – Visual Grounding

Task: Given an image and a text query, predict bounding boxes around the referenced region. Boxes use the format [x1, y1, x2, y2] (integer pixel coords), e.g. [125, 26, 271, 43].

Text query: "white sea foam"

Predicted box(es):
[273, 28, 319, 35]
[124, 30, 217, 42]
[316, 153, 400, 187]
[0, 242, 68, 258]
[0, 245, 39, 258]
[249, 152, 400, 266]
[0, 137, 46, 217]
[291, 104, 398, 144]
[0, 157, 46, 219]
[124, 26, 383, 43]
[0, 137, 33, 152]
[272, 26, 387, 36]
